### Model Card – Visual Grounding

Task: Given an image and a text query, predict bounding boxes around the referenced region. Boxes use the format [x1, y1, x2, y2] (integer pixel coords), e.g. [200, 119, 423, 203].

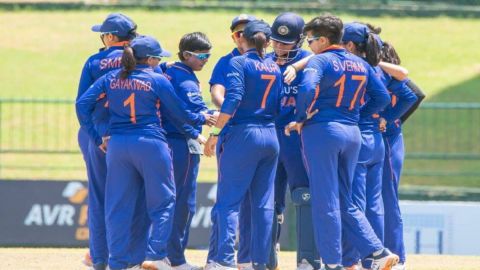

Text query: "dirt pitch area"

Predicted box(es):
[0, 248, 480, 270]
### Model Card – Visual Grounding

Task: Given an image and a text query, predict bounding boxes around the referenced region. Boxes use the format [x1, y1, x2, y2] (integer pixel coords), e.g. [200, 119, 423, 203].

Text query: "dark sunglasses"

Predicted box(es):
[231, 30, 244, 40]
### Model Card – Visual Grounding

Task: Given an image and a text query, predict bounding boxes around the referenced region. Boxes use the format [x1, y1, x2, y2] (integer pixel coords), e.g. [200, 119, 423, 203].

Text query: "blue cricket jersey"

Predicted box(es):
[295, 46, 390, 126]
[76, 65, 206, 146]
[266, 49, 312, 128]
[380, 71, 418, 137]
[162, 62, 209, 139]
[221, 49, 283, 125]
[209, 48, 242, 88]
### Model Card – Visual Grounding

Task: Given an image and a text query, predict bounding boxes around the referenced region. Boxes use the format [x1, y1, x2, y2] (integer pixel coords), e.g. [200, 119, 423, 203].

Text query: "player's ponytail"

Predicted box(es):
[382, 41, 401, 65]
[365, 33, 382, 66]
[246, 32, 267, 58]
[120, 45, 136, 79]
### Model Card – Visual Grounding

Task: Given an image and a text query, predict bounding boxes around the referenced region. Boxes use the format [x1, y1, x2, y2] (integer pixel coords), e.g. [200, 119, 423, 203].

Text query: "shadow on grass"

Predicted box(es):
[429, 74, 480, 102]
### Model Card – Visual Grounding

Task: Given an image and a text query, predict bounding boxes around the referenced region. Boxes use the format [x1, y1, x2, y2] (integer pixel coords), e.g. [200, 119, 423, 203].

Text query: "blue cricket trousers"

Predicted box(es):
[382, 132, 406, 263]
[342, 131, 385, 267]
[214, 124, 279, 266]
[167, 137, 200, 266]
[301, 122, 383, 265]
[275, 128, 310, 213]
[105, 135, 175, 270]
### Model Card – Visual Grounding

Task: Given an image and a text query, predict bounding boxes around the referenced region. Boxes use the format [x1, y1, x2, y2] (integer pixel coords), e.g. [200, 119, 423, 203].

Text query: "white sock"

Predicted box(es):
[327, 264, 338, 269]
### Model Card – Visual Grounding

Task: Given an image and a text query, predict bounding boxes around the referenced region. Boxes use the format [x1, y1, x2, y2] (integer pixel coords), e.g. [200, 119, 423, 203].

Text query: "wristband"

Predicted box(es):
[290, 64, 298, 73]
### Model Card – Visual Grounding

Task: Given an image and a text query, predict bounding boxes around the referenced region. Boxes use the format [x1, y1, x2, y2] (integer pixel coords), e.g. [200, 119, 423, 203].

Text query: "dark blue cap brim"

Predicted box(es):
[91, 25, 102, 32]
[159, 50, 172, 57]
[271, 35, 297, 45]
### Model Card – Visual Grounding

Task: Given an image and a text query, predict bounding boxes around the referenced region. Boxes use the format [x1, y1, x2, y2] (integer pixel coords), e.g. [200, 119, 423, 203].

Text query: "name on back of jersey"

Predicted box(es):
[110, 78, 152, 91]
[332, 59, 367, 73]
[100, 57, 122, 70]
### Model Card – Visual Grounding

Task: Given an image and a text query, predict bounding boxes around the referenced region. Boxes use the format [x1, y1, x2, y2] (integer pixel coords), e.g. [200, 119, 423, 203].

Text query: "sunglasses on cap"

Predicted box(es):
[306, 36, 321, 45]
[147, 55, 162, 60]
[185, 51, 211, 60]
[231, 30, 244, 40]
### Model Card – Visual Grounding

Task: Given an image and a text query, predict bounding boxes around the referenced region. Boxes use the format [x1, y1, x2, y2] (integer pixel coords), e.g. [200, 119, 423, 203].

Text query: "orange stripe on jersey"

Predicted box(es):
[308, 85, 320, 113]
[391, 94, 397, 107]
[111, 41, 129, 47]
[96, 93, 106, 101]
[319, 45, 343, 54]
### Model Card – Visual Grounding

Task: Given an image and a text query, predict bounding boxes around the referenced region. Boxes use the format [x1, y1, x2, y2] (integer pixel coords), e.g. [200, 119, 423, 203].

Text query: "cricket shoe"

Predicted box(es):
[345, 264, 360, 270]
[296, 259, 314, 270]
[174, 263, 204, 270]
[371, 249, 399, 270]
[324, 265, 344, 270]
[126, 265, 143, 270]
[208, 262, 237, 270]
[142, 258, 173, 270]
[238, 262, 253, 270]
[204, 262, 217, 270]
[391, 263, 406, 270]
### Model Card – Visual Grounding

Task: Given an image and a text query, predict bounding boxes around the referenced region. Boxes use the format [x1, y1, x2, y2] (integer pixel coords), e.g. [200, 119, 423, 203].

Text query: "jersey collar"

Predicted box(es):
[319, 45, 345, 54]
[172, 61, 194, 74]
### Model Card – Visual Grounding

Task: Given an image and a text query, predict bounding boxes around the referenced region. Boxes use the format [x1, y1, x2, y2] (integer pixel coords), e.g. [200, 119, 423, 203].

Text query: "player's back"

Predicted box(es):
[303, 46, 373, 125]
[224, 51, 282, 125]
[104, 66, 166, 139]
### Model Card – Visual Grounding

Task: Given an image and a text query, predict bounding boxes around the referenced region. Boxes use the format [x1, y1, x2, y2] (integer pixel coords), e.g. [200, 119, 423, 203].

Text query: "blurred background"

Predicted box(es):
[0, 0, 479, 257]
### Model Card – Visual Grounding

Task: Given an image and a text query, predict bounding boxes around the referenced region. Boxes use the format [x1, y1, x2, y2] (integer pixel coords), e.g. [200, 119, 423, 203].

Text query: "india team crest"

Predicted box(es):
[278, 25, 289, 36]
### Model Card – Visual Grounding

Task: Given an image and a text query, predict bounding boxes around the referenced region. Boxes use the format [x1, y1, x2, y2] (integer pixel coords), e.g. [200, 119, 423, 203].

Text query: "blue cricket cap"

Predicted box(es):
[342, 22, 370, 44]
[91, 13, 136, 37]
[131, 35, 172, 58]
[243, 20, 272, 40]
[271, 12, 305, 45]
[230, 14, 257, 32]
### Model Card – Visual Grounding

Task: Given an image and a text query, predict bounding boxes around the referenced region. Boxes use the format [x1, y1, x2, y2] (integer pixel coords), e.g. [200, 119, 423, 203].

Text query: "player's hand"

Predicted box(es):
[379, 117, 387, 133]
[204, 135, 218, 157]
[283, 65, 297, 85]
[98, 136, 110, 153]
[196, 134, 207, 145]
[285, 121, 303, 136]
[202, 112, 217, 127]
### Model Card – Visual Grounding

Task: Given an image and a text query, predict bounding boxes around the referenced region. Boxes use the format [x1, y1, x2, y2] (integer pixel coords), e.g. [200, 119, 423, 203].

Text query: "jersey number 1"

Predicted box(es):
[260, 74, 276, 109]
[124, 93, 136, 124]
[334, 74, 366, 110]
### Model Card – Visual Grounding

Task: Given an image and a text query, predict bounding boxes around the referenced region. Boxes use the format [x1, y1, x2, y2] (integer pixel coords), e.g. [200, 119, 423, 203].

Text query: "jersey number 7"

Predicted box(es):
[334, 74, 366, 110]
[260, 74, 276, 109]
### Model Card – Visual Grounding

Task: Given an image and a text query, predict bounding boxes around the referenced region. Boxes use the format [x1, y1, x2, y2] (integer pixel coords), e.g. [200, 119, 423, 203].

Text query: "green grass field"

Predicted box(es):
[0, 10, 479, 187]
[0, 248, 479, 270]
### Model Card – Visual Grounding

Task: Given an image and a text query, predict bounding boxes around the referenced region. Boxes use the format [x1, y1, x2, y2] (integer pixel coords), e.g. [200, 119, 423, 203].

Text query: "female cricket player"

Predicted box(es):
[380, 41, 420, 270]
[266, 12, 317, 270]
[285, 15, 397, 270]
[340, 22, 417, 270]
[207, 14, 256, 270]
[76, 13, 143, 270]
[162, 32, 216, 270]
[203, 20, 282, 270]
[76, 35, 210, 270]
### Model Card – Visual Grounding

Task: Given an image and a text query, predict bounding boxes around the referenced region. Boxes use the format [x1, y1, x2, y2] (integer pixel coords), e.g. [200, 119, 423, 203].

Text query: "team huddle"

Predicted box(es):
[76, 11, 424, 270]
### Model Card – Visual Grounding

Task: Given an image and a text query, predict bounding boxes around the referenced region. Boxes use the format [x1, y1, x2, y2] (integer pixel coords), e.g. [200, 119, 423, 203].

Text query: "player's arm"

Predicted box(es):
[400, 80, 425, 123]
[285, 56, 325, 135]
[361, 66, 391, 118]
[76, 59, 94, 101]
[76, 74, 107, 149]
[204, 57, 246, 157]
[209, 57, 228, 108]
[154, 76, 210, 127]
[380, 79, 418, 123]
[283, 54, 314, 85]
[378, 61, 408, 81]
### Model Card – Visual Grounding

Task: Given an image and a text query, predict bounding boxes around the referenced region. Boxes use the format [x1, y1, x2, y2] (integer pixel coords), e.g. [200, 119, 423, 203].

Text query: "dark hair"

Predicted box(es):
[245, 32, 268, 58]
[363, 22, 381, 35]
[382, 41, 401, 65]
[178, 32, 212, 61]
[116, 24, 138, 42]
[304, 14, 343, 45]
[120, 45, 147, 79]
[351, 32, 382, 66]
